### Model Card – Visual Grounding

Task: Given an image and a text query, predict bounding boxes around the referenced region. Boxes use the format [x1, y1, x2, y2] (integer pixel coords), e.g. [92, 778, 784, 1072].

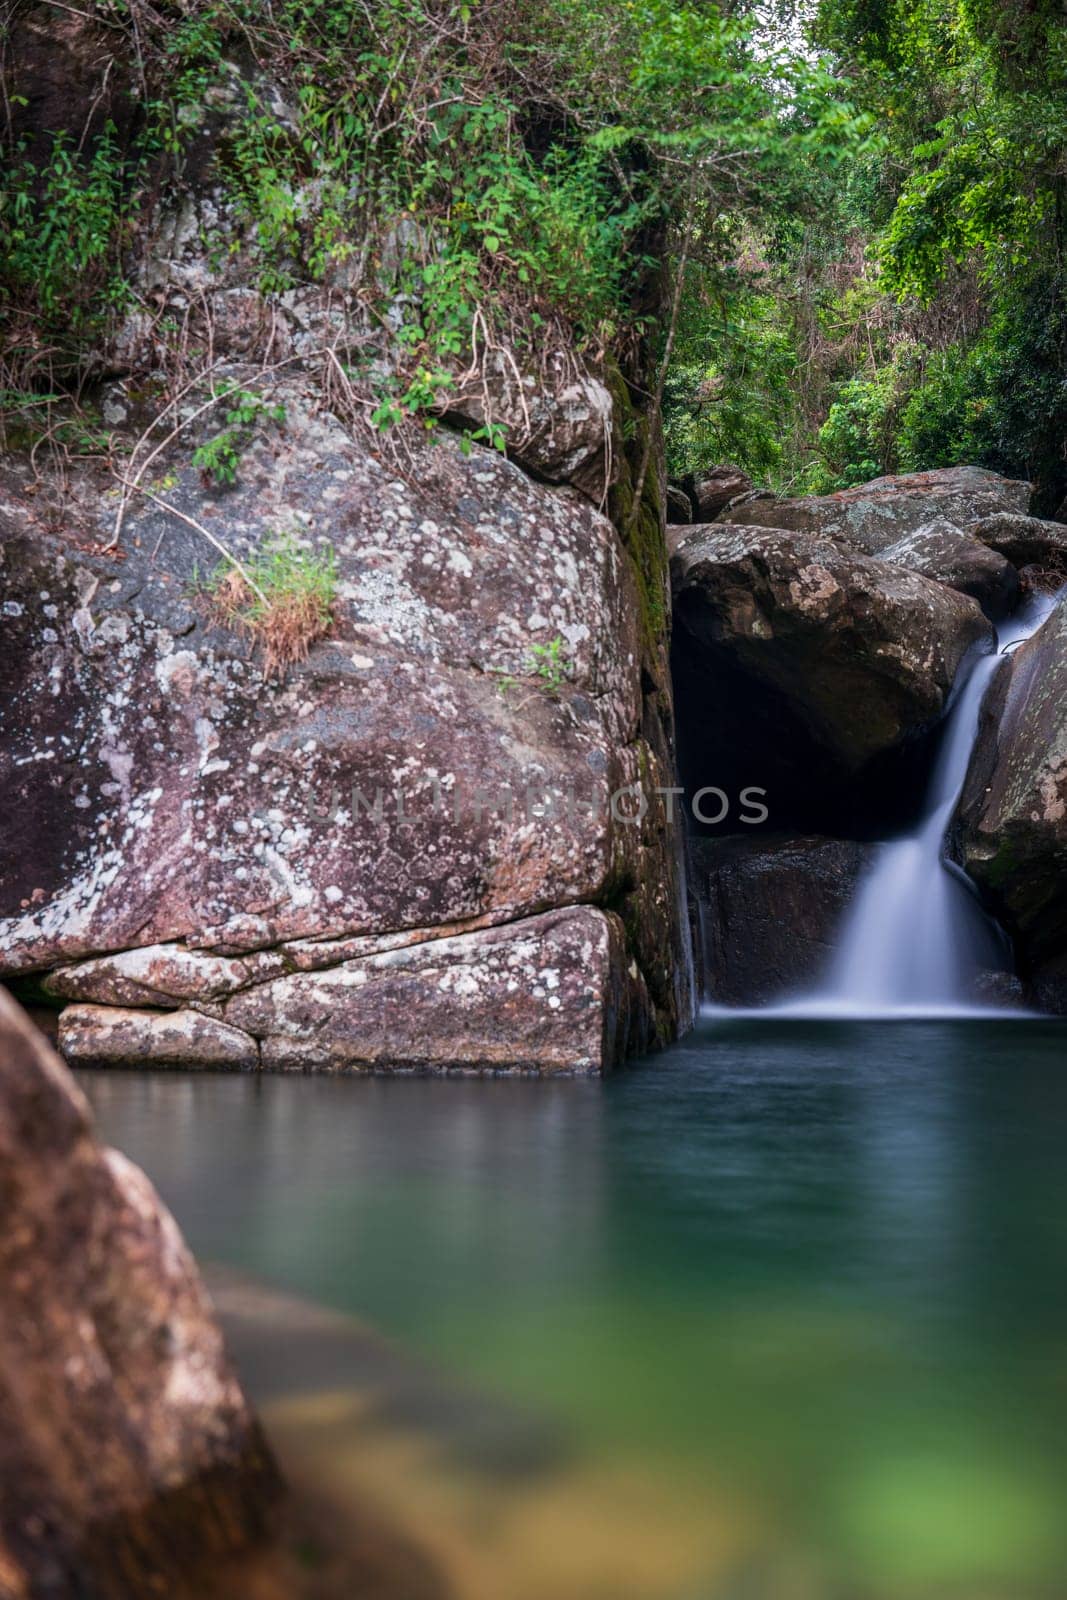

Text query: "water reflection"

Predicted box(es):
[83, 1017, 1067, 1597]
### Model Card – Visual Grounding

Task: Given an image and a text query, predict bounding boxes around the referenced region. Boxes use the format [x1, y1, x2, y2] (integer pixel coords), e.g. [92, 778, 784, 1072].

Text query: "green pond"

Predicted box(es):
[82, 1015, 1067, 1598]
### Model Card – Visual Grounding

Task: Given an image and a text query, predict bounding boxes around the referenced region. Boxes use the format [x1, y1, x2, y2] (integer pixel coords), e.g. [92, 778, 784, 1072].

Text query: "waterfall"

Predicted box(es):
[812, 594, 1056, 1016]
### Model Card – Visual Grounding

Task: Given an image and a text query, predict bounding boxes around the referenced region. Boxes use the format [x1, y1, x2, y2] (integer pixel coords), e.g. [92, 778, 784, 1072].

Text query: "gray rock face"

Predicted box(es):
[0, 380, 686, 1069]
[671, 521, 992, 778]
[690, 834, 871, 1005]
[0, 987, 279, 1595]
[956, 599, 1067, 1008]
[719, 467, 1031, 553]
[878, 517, 1019, 618]
[443, 353, 614, 503]
[54, 907, 647, 1074]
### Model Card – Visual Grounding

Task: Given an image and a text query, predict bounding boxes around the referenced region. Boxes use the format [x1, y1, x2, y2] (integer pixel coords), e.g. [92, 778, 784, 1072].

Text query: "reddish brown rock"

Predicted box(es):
[0, 386, 688, 1057]
[0, 987, 279, 1597]
[687, 466, 753, 522]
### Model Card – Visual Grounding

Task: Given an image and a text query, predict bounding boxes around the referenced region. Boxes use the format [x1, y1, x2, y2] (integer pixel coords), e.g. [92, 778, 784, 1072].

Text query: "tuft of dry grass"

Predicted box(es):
[204, 530, 338, 676]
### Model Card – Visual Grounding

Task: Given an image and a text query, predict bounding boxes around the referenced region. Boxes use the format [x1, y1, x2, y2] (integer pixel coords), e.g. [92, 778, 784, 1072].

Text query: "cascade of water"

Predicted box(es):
[812, 593, 1056, 1015]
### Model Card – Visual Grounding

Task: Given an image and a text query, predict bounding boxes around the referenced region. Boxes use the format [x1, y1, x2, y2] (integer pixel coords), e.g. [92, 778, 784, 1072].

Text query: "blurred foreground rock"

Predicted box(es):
[0, 987, 279, 1598]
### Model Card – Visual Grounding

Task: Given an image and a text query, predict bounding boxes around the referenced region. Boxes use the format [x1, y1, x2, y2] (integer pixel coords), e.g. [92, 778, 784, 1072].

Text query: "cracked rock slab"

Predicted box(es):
[53, 906, 650, 1075]
[58, 1004, 260, 1069]
[222, 904, 647, 1074]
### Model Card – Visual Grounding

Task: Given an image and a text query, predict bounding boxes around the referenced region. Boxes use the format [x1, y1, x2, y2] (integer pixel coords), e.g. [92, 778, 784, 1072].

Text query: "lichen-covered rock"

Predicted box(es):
[720, 467, 1031, 554]
[230, 906, 644, 1073]
[51, 907, 647, 1073]
[44, 941, 289, 1007]
[690, 834, 872, 1005]
[0, 378, 688, 1065]
[878, 517, 1019, 617]
[671, 521, 992, 777]
[956, 599, 1067, 1009]
[59, 1004, 260, 1069]
[0, 987, 279, 1596]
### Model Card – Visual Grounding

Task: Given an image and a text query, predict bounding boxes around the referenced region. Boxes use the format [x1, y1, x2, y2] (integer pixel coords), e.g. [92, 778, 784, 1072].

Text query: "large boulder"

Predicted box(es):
[666, 485, 693, 526]
[719, 467, 1031, 554]
[0, 377, 687, 1070]
[0, 987, 279, 1596]
[956, 599, 1067, 1010]
[877, 517, 1019, 618]
[671, 522, 992, 784]
[971, 511, 1067, 585]
[689, 834, 871, 1005]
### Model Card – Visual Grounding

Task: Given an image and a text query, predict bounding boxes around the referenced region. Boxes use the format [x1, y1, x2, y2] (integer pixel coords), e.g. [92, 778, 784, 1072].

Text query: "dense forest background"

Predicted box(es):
[1, 0, 1064, 508]
[666, 0, 1067, 512]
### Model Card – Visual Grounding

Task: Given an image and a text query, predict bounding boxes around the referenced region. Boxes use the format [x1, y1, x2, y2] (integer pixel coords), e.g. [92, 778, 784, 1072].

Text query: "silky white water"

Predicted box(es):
[812, 594, 1056, 1015]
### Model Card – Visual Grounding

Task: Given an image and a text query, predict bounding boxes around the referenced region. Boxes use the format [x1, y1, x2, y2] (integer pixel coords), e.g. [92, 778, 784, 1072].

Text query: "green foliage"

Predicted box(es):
[801, 0, 1067, 505]
[896, 282, 1067, 491]
[152, 0, 870, 435]
[664, 281, 805, 485]
[0, 125, 133, 377]
[237, 529, 336, 621]
[192, 387, 287, 487]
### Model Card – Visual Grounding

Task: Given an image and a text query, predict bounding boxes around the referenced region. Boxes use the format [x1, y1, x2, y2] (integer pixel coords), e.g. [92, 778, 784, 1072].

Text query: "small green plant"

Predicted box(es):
[528, 635, 573, 697]
[192, 388, 287, 487]
[203, 528, 336, 674]
[370, 367, 454, 432]
[459, 421, 508, 456]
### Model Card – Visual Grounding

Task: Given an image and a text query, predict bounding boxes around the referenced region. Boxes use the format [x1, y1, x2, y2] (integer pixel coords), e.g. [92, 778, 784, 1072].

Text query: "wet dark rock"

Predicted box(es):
[686, 466, 753, 522]
[666, 485, 693, 525]
[689, 834, 871, 1005]
[671, 521, 992, 787]
[972, 970, 1029, 1009]
[4, 2, 141, 168]
[0, 987, 280, 1597]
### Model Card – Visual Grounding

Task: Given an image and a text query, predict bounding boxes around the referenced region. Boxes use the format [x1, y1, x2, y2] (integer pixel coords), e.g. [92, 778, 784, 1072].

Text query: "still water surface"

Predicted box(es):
[82, 1016, 1067, 1597]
